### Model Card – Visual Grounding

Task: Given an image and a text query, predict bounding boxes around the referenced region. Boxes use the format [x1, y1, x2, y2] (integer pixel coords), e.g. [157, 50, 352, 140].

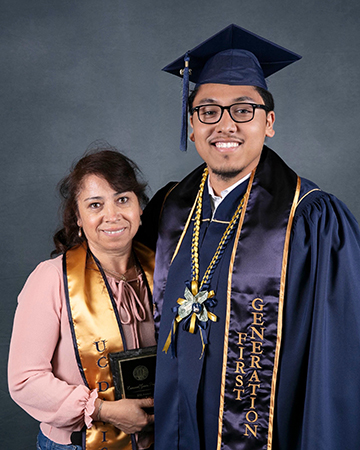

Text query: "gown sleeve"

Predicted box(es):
[274, 190, 360, 449]
[8, 259, 97, 431]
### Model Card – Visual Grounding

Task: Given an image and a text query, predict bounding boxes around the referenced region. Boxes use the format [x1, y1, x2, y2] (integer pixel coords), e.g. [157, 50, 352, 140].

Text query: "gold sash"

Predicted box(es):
[64, 242, 154, 449]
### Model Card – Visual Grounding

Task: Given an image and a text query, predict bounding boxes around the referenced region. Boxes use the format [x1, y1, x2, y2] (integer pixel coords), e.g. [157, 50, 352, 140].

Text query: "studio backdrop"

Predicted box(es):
[1, 0, 359, 447]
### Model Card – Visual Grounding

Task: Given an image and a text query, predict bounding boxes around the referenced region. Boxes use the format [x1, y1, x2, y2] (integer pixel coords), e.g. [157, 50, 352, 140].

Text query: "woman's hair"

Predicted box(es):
[52, 144, 148, 256]
[188, 85, 275, 113]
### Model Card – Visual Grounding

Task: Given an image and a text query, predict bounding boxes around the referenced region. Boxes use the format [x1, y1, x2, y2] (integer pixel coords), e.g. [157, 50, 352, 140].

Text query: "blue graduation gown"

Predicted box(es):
[138, 147, 360, 450]
[274, 179, 360, 449]
[155, 180, 249, 450]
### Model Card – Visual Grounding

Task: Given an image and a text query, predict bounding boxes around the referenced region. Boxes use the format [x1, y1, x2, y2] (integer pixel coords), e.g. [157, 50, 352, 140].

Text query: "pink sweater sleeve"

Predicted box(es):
[8, 258, 97, 432]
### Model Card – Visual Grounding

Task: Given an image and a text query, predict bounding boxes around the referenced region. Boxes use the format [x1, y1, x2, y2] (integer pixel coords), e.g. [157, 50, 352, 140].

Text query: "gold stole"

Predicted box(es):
[64, 242, 154, 449]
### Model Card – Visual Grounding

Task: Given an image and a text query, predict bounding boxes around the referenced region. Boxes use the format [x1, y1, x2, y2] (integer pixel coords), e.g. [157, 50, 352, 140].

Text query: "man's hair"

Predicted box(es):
[188, 85, 275, 114]
[254, 86, 274, 112]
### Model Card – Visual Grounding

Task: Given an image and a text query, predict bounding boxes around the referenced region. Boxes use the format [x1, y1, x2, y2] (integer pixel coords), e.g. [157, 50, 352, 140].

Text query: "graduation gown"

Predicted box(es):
[138, 146, 360, 450]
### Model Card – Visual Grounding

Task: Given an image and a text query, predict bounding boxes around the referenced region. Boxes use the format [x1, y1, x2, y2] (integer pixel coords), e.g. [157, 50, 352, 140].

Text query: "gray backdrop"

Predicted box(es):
[1, 0, 359, 447]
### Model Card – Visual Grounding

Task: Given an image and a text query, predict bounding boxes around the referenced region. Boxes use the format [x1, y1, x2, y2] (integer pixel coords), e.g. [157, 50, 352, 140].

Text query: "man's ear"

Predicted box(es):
[189, 115, 195, 142]
[265, 111, 275, 138]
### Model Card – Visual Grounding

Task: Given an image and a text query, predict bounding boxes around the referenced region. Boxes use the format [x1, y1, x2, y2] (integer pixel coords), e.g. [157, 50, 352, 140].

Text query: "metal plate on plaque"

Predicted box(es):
[109, 346, 157, 400]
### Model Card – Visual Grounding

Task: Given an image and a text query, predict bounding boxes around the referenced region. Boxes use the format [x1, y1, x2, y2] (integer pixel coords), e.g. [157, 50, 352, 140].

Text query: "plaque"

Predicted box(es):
[109, 346, 157, 400]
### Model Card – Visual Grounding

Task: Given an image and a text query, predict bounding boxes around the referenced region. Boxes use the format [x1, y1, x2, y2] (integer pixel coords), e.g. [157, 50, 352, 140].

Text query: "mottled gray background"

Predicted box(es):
[1, 0, 359, 447]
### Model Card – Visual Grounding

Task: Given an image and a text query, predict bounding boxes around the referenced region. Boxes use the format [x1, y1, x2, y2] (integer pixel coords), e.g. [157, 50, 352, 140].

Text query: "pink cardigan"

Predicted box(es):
[8, 255, 156, 445]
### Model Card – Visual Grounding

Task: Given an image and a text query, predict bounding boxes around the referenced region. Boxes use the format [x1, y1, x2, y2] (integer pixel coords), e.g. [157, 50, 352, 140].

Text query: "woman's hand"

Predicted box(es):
[97, 397, 154, 435]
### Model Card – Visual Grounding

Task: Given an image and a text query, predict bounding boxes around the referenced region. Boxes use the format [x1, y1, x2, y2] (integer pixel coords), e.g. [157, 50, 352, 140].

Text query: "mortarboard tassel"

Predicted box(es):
[180, 52, 190, 152]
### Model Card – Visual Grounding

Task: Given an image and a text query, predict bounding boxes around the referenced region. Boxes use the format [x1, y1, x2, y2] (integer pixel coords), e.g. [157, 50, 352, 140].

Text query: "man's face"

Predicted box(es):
[190, 84, 275, 189]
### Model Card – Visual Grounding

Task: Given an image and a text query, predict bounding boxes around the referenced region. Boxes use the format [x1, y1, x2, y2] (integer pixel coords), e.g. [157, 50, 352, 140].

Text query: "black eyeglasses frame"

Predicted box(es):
[191, 102, 269, 124]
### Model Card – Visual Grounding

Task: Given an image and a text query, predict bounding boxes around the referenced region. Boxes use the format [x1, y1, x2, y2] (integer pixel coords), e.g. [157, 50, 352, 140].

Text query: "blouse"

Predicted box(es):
[8, 254, 156, 445]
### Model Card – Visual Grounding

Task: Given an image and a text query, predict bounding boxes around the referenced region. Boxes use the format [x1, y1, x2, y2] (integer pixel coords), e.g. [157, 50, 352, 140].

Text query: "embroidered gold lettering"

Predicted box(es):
[238, 346, 245, 360]
[249, 396, 256, 409]
[251, 341, 263, 354]
[249, 370, 260, 383]
[235, 298, 266, 437]
[238, 332, 247, 345]
[235, 361, 245, 374]
[233, 388, 245, 400]
[251, 298, 264, 311]
[250, 355, 262, 369]
[235, 374, 244, 387]
[246, 410, 258, 423]
[244, 409, 259, 437]
[244, 423, 258, 437]
[248, 383, 260, 396]
[251, 312, 264, 326]
[250, 326, 264, 341]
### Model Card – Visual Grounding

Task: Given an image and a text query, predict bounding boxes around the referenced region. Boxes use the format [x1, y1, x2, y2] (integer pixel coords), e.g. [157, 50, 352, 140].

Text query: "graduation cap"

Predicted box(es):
[162, 24, 302, 151]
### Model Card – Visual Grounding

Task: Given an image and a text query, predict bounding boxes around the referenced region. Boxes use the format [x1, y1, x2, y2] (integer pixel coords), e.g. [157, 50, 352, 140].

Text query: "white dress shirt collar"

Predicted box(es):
[207, 173, 250, 215]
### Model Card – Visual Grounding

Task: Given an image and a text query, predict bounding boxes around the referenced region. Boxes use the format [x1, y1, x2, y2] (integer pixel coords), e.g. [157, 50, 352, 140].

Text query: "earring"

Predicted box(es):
[139, 218, 142, 226]
[78, 227, 82, 238]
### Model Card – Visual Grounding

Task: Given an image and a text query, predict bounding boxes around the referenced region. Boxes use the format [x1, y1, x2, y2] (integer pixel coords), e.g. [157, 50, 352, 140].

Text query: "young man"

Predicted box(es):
[139, 24, 360, 450]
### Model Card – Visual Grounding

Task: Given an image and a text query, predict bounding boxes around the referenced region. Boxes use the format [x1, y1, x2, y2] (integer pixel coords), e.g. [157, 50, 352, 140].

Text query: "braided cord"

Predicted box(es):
[200, 197, 244, 291]
[191, 168, 209, 284]
[191, 168, 245, 292]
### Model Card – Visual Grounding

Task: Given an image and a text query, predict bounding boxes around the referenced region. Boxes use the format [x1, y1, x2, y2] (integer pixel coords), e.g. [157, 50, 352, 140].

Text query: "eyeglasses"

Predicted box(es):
[191, 102, 269, 124]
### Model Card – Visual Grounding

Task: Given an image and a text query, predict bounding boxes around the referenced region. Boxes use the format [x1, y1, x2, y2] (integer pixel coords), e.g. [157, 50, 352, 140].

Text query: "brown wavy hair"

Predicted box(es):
[52, 145, 148, 256]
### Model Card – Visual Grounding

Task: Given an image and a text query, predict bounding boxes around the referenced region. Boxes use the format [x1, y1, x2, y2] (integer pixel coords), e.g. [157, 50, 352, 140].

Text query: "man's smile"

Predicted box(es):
[214, 142, 240, 149]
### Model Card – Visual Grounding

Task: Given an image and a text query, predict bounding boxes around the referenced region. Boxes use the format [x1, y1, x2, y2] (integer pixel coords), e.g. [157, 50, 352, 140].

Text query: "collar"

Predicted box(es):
[207, 173, 251, 215]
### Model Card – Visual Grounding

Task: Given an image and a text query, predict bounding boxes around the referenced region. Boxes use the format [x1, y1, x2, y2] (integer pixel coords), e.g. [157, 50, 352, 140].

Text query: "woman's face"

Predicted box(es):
[76, 174, 142, 259]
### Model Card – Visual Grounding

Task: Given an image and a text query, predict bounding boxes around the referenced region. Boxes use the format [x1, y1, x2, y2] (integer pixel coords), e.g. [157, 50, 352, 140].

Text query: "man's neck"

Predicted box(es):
[208, 170, 251, 197]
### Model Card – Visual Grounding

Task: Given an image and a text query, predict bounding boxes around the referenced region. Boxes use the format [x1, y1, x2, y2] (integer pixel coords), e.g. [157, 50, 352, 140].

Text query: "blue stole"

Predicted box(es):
[153, 147, 301, 450]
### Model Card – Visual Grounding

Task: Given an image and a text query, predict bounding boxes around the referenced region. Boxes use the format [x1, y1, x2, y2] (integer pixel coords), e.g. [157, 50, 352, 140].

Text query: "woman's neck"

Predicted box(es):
[89, 244, 133, 275]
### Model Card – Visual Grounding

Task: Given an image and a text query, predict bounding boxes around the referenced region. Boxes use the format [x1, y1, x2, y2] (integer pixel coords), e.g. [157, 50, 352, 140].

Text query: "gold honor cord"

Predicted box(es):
[163, 168, 245, 357]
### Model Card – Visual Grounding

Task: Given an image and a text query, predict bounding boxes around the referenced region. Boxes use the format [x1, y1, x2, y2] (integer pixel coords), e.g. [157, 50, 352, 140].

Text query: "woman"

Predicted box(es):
[8, 148, 156, 449]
